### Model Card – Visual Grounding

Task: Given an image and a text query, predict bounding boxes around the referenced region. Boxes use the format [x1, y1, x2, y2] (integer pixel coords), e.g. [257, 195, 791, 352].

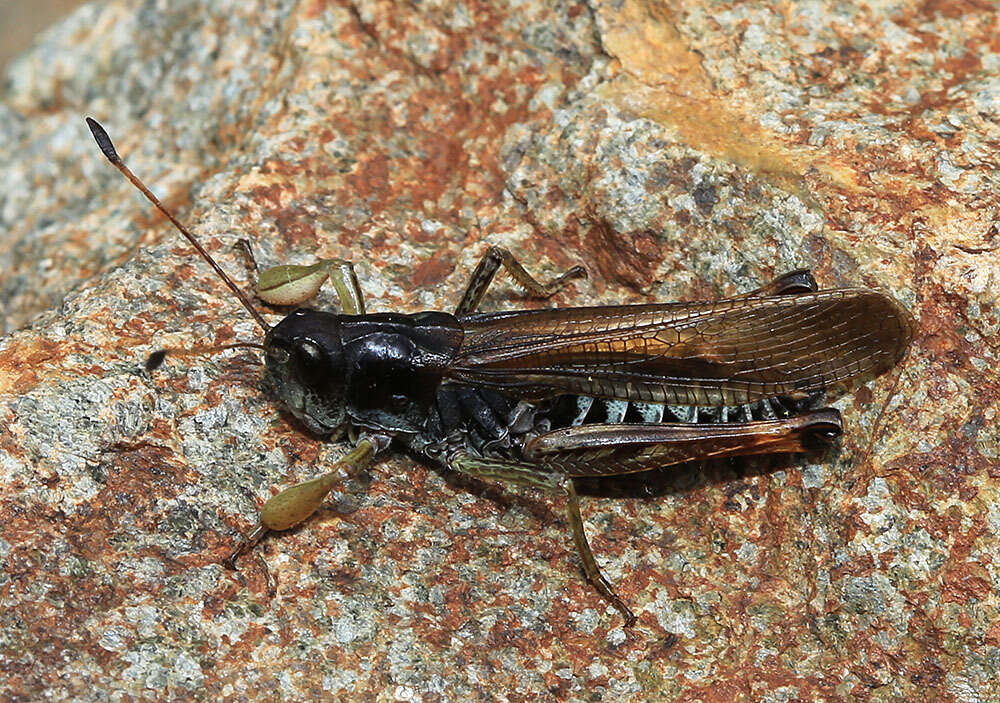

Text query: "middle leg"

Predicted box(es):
[455, 246, 586, 315]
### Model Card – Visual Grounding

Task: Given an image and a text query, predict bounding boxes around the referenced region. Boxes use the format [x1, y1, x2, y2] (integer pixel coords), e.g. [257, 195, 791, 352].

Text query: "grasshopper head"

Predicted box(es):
[263, 310, 348, 437]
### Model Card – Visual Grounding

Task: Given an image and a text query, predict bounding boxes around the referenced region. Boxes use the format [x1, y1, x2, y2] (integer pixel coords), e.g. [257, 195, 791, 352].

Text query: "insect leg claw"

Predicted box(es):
[224, 523, 268, 569]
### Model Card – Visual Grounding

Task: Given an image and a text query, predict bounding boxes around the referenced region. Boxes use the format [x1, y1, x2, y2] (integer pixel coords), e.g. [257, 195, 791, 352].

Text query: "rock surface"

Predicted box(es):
[1, 0, 998, 701]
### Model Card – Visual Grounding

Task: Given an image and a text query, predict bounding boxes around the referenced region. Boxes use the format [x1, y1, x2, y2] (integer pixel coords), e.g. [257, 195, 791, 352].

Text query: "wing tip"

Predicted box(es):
[863, 288, 917, 371]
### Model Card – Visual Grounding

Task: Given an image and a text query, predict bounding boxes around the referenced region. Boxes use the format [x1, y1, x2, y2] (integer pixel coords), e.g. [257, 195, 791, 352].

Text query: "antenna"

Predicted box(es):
[86, 117, 271, 332]
[145, 342, 267, 372]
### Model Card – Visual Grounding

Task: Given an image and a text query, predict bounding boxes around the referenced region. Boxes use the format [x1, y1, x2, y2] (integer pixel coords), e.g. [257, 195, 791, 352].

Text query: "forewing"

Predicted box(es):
[448, 289, 913, 406]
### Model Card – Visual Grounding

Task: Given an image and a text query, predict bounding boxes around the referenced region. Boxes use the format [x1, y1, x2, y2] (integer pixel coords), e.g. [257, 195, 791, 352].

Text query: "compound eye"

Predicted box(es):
[266, 343, 291, 365]
[294, 339, 326, 385]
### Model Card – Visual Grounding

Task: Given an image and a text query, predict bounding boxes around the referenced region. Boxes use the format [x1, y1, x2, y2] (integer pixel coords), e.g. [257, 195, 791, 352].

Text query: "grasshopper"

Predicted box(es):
[87, 117, 914, 625]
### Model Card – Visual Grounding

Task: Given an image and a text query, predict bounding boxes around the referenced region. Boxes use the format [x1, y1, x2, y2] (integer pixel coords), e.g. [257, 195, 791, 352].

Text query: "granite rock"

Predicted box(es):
[1, 0, 998, 701]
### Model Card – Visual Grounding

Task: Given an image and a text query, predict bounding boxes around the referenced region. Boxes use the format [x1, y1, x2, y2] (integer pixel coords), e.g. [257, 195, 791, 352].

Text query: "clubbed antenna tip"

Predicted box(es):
[145, 349, 167, 372]
[86, 117, 120, 164]
[84, 116, 271, 332]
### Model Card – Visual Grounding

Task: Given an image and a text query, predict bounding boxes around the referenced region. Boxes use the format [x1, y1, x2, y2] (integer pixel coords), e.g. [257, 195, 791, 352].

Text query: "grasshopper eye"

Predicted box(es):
[294, 339, 326, 384]
[267, 345, 291, 365]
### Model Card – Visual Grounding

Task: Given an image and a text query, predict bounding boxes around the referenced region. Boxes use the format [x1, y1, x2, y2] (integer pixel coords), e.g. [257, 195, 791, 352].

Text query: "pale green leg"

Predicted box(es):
[226, 440, 376, 567]
[236, 239, 366, 314]
[327, 260, 365, 315]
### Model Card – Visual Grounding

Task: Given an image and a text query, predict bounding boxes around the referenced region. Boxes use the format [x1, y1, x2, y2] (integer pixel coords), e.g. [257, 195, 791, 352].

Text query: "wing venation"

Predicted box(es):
[446, 289, 913, 406]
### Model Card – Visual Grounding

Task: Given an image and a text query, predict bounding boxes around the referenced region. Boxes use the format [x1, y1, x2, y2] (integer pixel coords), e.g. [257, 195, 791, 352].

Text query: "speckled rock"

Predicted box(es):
[1, 0, 997, 701]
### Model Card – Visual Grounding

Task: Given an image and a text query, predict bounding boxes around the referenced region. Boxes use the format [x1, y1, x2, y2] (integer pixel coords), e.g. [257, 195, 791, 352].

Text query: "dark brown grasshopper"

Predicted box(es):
[87, 118, 914, 626]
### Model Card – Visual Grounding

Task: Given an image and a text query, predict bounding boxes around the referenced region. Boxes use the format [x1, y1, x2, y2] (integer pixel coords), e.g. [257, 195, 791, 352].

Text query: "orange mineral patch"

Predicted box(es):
[0, 333, 61, 394]
[596, 0, 863, 197]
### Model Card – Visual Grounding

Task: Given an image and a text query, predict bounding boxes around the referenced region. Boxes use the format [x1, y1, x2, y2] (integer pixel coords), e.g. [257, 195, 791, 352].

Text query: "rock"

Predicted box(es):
[1, 0, 997, 700]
